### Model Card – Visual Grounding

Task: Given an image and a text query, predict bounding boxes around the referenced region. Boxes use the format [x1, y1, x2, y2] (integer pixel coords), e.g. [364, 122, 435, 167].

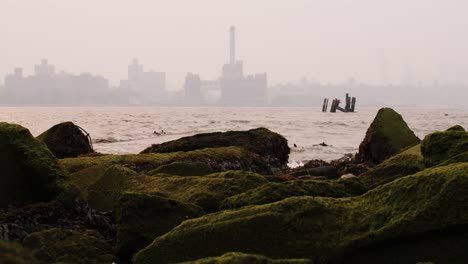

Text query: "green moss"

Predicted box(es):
[357, 108, 420, 164]
[83, 166, 268, 212]
[115, 192, 204, 261]
[0, 122, 67, 207]
[133, 163, 468, 264]
[421, 130, 468, 167]
[359, 144, 425, 188]
[221, 178, 367, 210]
[179, 252, 313, 263]
[148, 161, 214, 176]
[37, 122, 94, 158]
[23, 228, 115, 264]
[0, 241, 38, 264]
[86, 165, 139, 211]
[140, 128, 290, 167]
[61, 146, 273, 176]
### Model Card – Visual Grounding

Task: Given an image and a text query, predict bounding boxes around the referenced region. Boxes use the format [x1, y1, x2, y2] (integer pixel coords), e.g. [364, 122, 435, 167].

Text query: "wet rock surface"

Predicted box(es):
[37, 121, 94, 158]
[141, 127, 290, 168]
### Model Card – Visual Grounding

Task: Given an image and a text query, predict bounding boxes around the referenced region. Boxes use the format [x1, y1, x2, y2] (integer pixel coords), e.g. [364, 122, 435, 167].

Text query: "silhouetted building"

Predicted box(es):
[184, 73, 203, 105]
[119, 59, 166, 105]
[220, 26, 267, 106]
[1, 60, 114, 105]
[184, 26, 268, 106]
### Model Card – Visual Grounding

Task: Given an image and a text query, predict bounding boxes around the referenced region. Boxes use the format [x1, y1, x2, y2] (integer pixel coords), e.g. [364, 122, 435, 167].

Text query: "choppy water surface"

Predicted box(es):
[0, 107, 467, 162]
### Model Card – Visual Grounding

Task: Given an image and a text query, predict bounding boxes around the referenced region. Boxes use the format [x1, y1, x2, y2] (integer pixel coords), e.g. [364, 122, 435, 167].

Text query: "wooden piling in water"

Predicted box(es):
[345, 93, 351, 112]
[330, 99, 340, 113]
[351, 97, 356, 112]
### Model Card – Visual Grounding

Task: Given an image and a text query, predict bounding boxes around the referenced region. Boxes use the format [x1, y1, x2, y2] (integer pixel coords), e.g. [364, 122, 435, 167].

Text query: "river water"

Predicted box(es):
[1, 107, 467, 163]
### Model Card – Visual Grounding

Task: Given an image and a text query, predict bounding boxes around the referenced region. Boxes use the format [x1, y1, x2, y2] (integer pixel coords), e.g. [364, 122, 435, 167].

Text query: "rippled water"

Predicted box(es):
[0, 107, 467, 162]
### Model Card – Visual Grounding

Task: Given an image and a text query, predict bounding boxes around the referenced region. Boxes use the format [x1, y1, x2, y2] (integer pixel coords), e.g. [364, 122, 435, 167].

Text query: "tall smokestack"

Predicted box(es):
[230, 26, 236, 64]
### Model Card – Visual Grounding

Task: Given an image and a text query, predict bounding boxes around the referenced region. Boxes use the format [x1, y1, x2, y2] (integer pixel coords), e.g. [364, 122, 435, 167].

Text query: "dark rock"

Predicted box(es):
[23, 228, 115, 264]
[179, 252, 313, 263]
[302, 159, 331, 169]
[115, 192, 204, 262]
[291, 166, 338, 179]
[0, 201, 115, 243]
[0, 122, 67, 208]
[0, 240, 38, 264]
[356, 108, 420, 164]
[140, 127, 290, 168]
[37, 122, 94, 159]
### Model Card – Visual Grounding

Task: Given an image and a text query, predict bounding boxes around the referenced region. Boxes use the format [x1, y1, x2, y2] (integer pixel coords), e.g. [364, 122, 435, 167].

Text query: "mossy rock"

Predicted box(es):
[85, 165, 139, 211]
[357, 108, 420, 164]
[446, 125, 465, 132]
[148, 161, 214, 176]
[23, 228, 115, 264]
[37, 122, 94, 158]
[0, 241, 38, 264]
[133, 162, 468, 264]
[0, 122, 67, 207]
[221, 178, 367, 210]
[82, 165, 268, 212]
[141, 128, 290, 168]
[359, 144, 425, 188]
[115, 192, 204, 262]
[61, 146, 273, 176]
[421, 130, 468, 167]
[179, 252, 313, 263]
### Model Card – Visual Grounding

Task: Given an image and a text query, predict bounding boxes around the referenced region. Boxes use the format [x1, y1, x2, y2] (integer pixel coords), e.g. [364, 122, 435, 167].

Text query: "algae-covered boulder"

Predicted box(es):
[148, 161, 214, 176]
[0, 241, 38, 264]
[179, 252, 313, 264]
[141, 128, 290, 167]
[359, 144, 425, 188]
[23, 228, 115, 264]
[62, 146, 273, 176]
[421, 130, 468, 167]
[221, 178, 367, 209]
[0, 122, 67, 207]
[446, 125, 465, 132]
[85, 165, 139, 211]
[37, 122, 94, 158]
[115, 192, 204, 261]
[134, 162, 468, 264]
[81, 165, 268, 212]
[357, 108, 420, 164]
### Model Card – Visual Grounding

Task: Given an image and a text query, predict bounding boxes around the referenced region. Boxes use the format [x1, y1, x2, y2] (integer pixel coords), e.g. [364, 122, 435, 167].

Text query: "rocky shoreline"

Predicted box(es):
[1, 107, 467, 264]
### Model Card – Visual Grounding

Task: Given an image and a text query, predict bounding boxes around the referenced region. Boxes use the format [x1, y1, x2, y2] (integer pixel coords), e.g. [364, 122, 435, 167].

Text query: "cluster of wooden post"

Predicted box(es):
[322, 98, 329, 112]
[322, 93, 356, 113]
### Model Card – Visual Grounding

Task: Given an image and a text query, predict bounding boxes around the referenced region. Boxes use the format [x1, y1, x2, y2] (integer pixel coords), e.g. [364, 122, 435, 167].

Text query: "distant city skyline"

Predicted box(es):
[1, 0, 468, 89]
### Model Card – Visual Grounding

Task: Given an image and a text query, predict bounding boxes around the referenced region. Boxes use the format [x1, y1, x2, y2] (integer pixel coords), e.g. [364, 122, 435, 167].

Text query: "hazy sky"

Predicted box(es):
[1, 0, 468, 88]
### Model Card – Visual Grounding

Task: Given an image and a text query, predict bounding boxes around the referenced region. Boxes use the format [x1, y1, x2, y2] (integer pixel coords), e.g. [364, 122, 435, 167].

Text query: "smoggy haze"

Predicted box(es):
[1, 0, 468, 89]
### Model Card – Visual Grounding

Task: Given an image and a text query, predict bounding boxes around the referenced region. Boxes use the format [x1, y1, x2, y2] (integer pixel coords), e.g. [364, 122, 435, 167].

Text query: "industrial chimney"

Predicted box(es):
[230, 26, 236, 65]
